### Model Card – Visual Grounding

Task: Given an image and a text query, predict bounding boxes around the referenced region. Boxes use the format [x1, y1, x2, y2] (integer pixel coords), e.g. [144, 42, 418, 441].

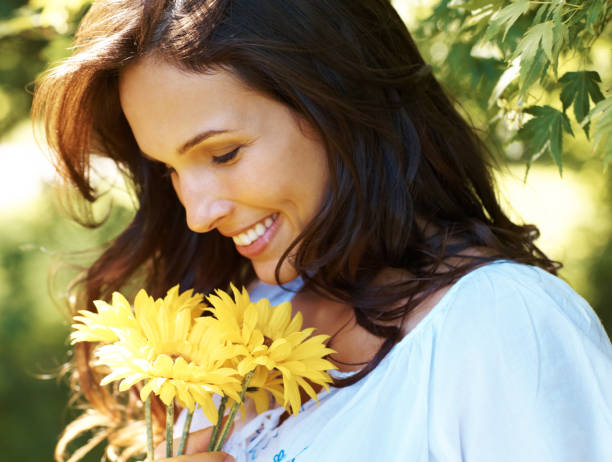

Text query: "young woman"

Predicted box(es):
[33, 1, 612, 461]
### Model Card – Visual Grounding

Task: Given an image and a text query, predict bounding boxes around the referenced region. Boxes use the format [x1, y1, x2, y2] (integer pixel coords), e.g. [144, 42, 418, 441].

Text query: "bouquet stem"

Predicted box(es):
[166, 403, 174, 458]
[208, 396, 228, 451]
[212, 370, 255, 452]
[177, 409, 194, 456]
[145, 396, 154, 461]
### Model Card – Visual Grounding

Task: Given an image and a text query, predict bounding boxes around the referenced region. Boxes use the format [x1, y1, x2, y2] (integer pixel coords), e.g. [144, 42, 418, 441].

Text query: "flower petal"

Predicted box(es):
[159, 381, 176, 406]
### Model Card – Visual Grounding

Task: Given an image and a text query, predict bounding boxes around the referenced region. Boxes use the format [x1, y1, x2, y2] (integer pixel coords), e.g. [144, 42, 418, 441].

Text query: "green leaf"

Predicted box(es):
[531, 4, 548, 26]
[559, 71, 605, 136]
[516, 105, 575, 174]
[550, 10, 568, 78]
[518, 49, 548, 98]
[586, 0, 605, 34]
[484, 0, 530, 41]
[512, 22, 554, 97]
[539, 23, 554, 63]
[582, 98, 612, 163]
[513, 22, 555, 62]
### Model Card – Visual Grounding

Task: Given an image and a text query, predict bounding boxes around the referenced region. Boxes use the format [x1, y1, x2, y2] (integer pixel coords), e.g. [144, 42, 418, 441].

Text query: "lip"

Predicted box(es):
[233, 214, 281, 258]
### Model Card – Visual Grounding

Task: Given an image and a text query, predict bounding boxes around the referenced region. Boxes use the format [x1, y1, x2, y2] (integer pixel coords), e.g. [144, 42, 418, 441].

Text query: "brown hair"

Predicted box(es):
[33, 0, 558, 459]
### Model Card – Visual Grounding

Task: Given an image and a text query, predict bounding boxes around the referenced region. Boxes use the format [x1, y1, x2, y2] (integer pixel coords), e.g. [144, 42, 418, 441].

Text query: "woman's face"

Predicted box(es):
[119, 56, 329, 284]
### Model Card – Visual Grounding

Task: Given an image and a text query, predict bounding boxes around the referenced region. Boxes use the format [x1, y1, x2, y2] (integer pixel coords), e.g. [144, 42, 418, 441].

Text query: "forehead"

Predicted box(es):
[118, 56, 255, 156]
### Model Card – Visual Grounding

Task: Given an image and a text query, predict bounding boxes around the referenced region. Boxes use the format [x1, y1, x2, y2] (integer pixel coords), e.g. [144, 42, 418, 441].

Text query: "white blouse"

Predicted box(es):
[176, 261, 612, 462]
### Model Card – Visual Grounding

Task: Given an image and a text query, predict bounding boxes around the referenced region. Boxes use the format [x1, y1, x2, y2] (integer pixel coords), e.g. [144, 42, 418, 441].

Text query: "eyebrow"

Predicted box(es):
[178, 129, 233, 154]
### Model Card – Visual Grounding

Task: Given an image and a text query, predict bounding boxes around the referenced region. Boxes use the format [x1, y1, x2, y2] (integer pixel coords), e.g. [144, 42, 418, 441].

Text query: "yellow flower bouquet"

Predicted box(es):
[71, 284, 335, 460]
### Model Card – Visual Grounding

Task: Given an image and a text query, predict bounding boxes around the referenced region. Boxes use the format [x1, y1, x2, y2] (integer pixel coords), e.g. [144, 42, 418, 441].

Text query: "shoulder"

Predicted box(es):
[388, 260, 611, 379]
[430, 260, 612, 386]
[435, 260, 610, 353]
[424, 261, 612, 461]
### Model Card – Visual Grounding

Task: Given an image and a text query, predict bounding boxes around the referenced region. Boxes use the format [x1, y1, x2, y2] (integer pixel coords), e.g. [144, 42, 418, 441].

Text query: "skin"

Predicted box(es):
[119, 55, 340, 461]
[154, 428, 232, 461]
[119, 55, 330, 285]
[120, 55, 449, 461]
[118, 53, 385, 360]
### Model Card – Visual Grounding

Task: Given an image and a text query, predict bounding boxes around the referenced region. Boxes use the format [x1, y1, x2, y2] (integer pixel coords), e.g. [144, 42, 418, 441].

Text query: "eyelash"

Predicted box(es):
[212, 147, 240, 164]
[159, 147, 240, 178]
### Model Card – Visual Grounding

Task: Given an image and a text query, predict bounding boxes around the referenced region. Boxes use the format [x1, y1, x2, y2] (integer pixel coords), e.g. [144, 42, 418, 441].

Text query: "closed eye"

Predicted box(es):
[212, 147, 240, 164]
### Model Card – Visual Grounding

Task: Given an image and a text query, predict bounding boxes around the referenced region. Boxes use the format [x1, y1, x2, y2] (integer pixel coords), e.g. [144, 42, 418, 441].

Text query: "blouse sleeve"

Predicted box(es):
[427, 264, 612, 462]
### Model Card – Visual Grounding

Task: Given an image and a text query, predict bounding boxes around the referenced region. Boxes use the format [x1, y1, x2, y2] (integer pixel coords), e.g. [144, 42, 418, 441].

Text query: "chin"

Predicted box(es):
[253, 261, 299, 285]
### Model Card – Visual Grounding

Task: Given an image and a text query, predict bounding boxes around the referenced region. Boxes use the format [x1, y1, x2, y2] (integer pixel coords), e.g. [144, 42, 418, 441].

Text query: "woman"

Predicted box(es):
[33, 0, 612, 461]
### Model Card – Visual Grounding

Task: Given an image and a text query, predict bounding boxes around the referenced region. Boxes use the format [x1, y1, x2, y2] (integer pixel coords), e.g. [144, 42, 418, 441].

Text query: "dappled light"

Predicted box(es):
[1, 1, 610, 461]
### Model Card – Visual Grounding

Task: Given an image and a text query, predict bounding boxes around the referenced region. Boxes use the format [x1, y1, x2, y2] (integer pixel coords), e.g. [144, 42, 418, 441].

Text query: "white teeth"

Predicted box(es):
[232, 214, 277, 246]
[236, 233, 250, 245]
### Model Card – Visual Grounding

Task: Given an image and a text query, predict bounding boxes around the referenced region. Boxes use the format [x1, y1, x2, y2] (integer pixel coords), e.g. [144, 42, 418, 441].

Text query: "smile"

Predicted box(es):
[232, 213, 279, 247]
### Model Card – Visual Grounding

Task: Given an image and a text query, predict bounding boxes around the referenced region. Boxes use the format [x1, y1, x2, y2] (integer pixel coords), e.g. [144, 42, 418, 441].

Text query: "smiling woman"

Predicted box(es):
[32, 0, 612, 462]
[119, 59, 329, 283]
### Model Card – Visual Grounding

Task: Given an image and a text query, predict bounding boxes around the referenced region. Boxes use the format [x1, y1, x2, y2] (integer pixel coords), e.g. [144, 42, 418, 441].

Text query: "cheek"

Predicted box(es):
[231, 143, 296, 199]
[230, 125, 329, 216]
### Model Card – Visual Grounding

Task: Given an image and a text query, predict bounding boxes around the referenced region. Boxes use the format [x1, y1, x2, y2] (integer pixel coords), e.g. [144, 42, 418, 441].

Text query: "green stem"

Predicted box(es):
[213, 370, 255, 452]
[145, 396, 154, 461]
[177, 409, 194, 456]
[166, 403, 174, 459]
[208, 396, 228, 452]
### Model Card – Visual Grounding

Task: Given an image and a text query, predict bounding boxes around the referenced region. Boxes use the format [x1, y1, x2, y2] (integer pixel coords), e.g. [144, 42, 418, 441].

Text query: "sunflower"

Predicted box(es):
[205, 284, 336, 415]
[71, 286, 241, 424]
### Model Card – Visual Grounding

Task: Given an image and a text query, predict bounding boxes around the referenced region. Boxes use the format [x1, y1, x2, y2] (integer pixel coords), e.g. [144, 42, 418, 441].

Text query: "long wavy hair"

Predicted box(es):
[33, 0, 558, 460]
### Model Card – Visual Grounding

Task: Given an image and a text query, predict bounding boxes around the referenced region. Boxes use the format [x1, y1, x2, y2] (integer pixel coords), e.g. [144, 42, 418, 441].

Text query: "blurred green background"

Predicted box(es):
[0, 0, 610, 461]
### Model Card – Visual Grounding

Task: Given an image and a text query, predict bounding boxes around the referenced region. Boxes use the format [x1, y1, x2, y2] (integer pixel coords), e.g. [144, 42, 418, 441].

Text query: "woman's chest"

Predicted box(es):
[226, 362, 435, 462]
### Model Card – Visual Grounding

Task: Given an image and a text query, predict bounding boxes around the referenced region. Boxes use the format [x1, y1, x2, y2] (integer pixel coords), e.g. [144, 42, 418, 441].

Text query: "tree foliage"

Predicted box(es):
[413, 0, 611, 173]
[0, 0, 90, 135]
[0, 3, 610, 461]
[0, 0, 611, 171]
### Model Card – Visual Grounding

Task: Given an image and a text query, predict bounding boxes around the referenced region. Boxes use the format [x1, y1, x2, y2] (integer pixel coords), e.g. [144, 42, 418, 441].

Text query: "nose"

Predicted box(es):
[172, 170, 233, 233]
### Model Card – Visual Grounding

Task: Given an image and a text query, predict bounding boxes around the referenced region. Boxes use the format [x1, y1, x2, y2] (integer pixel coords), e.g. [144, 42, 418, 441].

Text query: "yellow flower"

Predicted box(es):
[206, 285, 336, 416]
[246, 367, 284, 415]
[70, 285, 204, 345]
[70, 291, 140, 344]
[71, 286, 241, 424]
